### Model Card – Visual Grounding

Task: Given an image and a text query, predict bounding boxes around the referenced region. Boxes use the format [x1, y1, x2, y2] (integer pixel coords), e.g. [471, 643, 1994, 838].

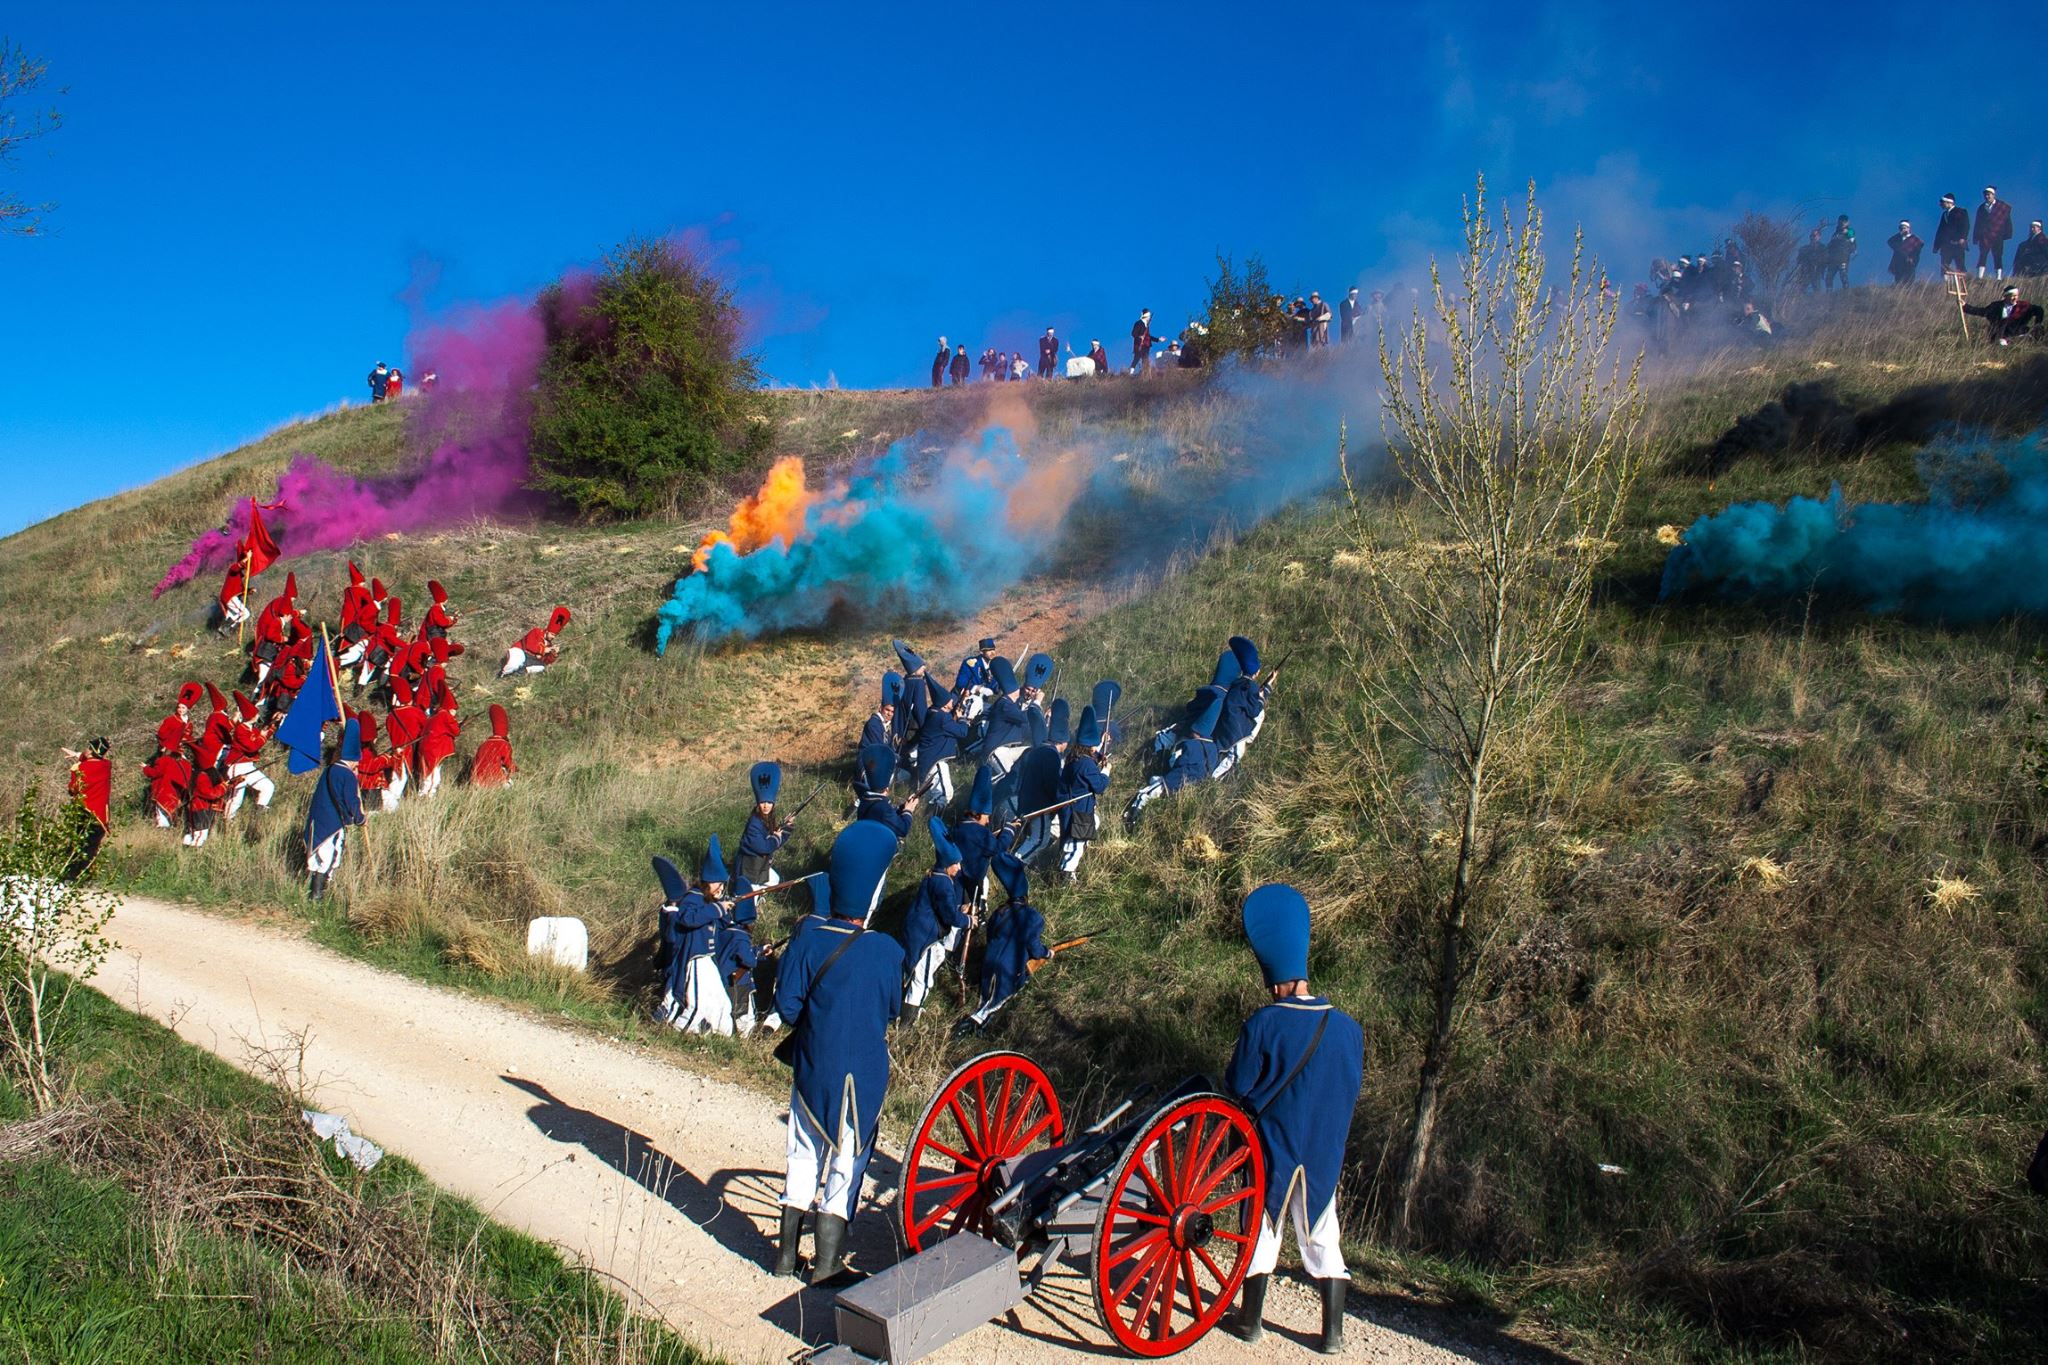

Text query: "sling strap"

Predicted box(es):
[773, 923, 865, 1067]
[1251, 1011, 1329, 1122]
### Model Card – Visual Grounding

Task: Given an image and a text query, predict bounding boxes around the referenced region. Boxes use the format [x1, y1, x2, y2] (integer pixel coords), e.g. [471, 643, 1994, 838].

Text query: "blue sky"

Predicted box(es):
[1, 2, 2036, 533]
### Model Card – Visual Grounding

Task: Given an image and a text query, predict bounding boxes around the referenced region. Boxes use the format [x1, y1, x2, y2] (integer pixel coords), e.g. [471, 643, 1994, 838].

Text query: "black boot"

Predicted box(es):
[1224, 1273, 1267, 1343]
[1319, 1277, 1346, 1355]
[808, 1213, 850, 1286]
[307, 872, 328, 902]
[773, 1206, 804, 1277]
[899, 1003, 921, 1028]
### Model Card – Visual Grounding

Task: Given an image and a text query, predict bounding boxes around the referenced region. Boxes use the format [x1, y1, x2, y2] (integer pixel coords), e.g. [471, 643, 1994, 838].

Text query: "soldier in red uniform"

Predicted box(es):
[222, 691, 277, 820]
[352, 710, 390, 808]
[500, 605, 572, 677]
[252, 572, 304, 686]
[157, 682, 204, 758]
[469, 704, 517, 787]
[415, 692, 462, 798]
[62, 737, 113, 876]
[216, 555, 251, 636]
[142, 741, 194, 829]
[419, 579, 460, 664]
[358, 595, 404, 691]
[185, 765, 228, 847]
[382, 678, 425, 810]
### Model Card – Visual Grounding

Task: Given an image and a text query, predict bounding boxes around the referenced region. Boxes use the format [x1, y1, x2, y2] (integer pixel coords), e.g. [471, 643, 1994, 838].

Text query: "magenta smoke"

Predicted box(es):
[153, 300, 546, 598]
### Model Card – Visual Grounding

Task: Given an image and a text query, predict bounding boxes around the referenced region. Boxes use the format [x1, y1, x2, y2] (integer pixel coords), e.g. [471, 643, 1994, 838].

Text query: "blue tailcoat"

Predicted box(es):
[1058, 751, 1109, 815]
[855, 795, 910, 839]
[672, 890, 719, 962]
[1163, 736, 1221, 793]
[713, 920, 759, 993]
[861, 712, 891, 751]
[902, 871, 969, 964]
[979, 901, 1049, 1010]
[738, 813, 787, 868]
[979, 696, 1031, 752]
[304, 762, 364, 850]
[775, 920, 905, 1142]
[950, 820, 1000, 894]
[913, 709, 968, 780]
[1224, 997, 1364, 1218]
[955, 658, 994, 692]
[1215, 677, 1265, 748]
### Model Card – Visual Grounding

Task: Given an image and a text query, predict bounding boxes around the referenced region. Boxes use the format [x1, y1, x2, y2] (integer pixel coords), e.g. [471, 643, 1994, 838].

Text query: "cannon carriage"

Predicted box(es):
[811, 1049, 1265, 1362]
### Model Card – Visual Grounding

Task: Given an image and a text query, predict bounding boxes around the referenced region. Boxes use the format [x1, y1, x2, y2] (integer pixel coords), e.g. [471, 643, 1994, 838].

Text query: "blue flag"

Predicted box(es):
[277, 637, 342, 775]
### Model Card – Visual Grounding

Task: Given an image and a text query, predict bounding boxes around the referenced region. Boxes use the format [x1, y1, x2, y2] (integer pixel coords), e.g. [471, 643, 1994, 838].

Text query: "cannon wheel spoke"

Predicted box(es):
[899, 1052, 1064, 1253]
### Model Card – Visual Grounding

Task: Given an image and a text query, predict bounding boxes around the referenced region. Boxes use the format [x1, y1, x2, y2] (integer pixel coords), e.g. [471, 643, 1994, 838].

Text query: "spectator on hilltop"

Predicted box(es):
[949, 345, 970, 386]
[368, 361, 389, 403]
[1307, 291, 1332, 347]
[1086, 339, 1110, 376]
[1338, 286, 1364, 344]
[1795, 228, 1827, 292]
[1887, 220, 1925, 285]
[1933, 194, 1970, 275]
[1131, 309, 1156, 374]
[1825, 215, 1857, 290]
[1975, 186, 2014, 279]
[931, 337, 949, 388]
[2016, 221, 2048, 278]
[1010, 352, 1030, 381]
[1963, 283, 2044, 345]
[1038, 328, 1059, 379]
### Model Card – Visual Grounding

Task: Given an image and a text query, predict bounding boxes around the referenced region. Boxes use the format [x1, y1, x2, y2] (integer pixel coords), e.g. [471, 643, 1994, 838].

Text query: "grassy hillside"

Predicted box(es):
[0, 982, 712, 1365]
[4, 285, 2046, 1361]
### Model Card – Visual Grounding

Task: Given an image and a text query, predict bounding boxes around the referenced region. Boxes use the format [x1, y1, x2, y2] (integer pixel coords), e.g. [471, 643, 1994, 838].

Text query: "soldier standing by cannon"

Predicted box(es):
[1224, 884, 1365, 1354]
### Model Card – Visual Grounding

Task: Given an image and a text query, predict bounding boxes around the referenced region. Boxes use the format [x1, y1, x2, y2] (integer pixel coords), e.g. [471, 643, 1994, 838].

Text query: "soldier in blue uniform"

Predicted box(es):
[1212, 636, 1269, 778]
[977, 656, 1033, 777]
[953, 636, 1000, 721]
[899, 817, 970, 1026]
[304, 718, 365, 901]
[862, 672, 902, 752]
[1124, 686, 1224, 828]
[737, 761, 793, 885]
[1009, 729, 1064, 864]
[910, 677, 969, 808]
[853, 742, 918, 842]
[961, 850, 1049, 1032]
[891, 639, 931, 779]
[949, 763, 1010, 912]
[1223, 884, 1365, 1354]
[716, 876, 764, 1036]
[751, 869, 830, 1034]
[772, 820, 906, 1284]
[652, 854, 689, 980]
[662, 836, 730, 1034]
[1055, 704, 1112, 880]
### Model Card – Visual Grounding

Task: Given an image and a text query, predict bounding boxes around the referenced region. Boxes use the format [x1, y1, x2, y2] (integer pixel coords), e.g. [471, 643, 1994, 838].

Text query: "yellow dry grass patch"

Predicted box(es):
[1926, 874, 1982, 914]
[1655, 524, 1685, 547]
[1738, 855, 1790, 889]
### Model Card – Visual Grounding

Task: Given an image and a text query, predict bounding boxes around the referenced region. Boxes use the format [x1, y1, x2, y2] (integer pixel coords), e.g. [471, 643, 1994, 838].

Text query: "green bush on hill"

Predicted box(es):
[529, 238, 771, 518]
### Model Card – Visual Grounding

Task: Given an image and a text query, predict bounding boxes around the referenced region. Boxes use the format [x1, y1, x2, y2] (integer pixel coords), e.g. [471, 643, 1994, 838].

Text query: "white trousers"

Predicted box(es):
[986, 743, 1027, 778]
[222, 595, 249, 627]
[418, 762, 443, 798]
[1058, 838, 1088, 874]
[382, 764, 409, 812]
[782, 1100, 866, 1221]
[916, 760, 954, 808]
[1246, 1183, 1347, 1279]
[336, 637, 369, 668]
[904, 927, 960, 1009]
[669, 955, 731, 1036]
[969, 978, 1017, 1027]
[153, 805, 174, 828]
[182, 824, 211, 848]
[225, 762, 273, 818]
[1127, 774, 1168, 816]
[1013, 814, 1056, 863]
[306, 830, 346, 875]
[499, 647, 546, 677]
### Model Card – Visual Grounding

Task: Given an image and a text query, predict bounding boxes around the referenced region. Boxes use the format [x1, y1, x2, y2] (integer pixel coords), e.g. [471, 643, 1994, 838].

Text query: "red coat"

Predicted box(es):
[143, 751, 193, 814]
[195, 711, 235, 770]
[156, 712, 193, 754]
[517, 627, 558, 662]
[228, 718, 268, 765]
[1975, 200, 2014, 247]
[417, 706, 462, 773]
[385, 703, 425, 771]
[218, 559, 248, 609]
[255, 596, 301, 647]
[356, 745, 389, 793]
[469, 736, 515, 786]
[189, 768, 229, 814]
[340, 582, 374, 632]
[69, 757, 112, 828]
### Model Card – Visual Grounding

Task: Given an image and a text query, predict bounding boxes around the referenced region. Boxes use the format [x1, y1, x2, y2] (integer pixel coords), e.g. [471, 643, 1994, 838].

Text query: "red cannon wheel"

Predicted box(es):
[1091, 1093, 1265, 1357]
[900, 1051, 1065, 1252]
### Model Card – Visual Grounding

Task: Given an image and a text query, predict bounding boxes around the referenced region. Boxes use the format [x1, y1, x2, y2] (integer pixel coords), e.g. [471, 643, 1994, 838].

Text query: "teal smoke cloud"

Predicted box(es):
[1661, 431, 2048, 619]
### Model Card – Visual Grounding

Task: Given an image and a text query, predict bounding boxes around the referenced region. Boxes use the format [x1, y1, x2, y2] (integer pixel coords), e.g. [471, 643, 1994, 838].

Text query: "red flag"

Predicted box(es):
[242, 499, 281, 577]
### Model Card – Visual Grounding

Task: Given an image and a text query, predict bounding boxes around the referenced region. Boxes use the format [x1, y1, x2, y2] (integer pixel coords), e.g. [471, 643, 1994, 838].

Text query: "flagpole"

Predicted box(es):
[235, 548, 252, 649]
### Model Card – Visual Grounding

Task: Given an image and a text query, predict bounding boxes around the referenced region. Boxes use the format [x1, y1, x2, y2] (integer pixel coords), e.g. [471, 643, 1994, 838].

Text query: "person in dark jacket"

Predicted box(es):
[1887, 221, 1925, 285]
[1976, 187, 2015, 278]
[1131, 309, 1155, 374]
[1086, 339, 1110, 376]
[772, 820, 904, 1284]
[930, 337, 948, 388]
[948, 345, 969, 386]
[2015, 221, 2048, 278]
[1338, 286, 1364, 343]
[1221, 884, 1365, 1355]
[1037, 328, 1059, 378]
[1963, 284, 2044, 344]
[1933, 194, 1971, 275]
[367, 362, 389, 403]
[1794, 229, 1827, 292]
[1824, 216, 1857, 290]
[961, 850, 1049, 1031]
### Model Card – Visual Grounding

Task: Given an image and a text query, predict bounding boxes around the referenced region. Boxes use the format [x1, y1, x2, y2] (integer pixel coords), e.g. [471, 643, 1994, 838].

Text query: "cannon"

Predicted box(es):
[810, 1050, 1266, 1362]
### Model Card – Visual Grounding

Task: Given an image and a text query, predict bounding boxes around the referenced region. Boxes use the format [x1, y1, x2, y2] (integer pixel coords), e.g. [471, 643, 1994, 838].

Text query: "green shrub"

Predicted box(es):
[529, 238, 772, 518]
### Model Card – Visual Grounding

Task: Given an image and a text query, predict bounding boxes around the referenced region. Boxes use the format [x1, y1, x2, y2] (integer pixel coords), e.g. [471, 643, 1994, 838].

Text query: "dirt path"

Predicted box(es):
[104, 896, 1525, 1365]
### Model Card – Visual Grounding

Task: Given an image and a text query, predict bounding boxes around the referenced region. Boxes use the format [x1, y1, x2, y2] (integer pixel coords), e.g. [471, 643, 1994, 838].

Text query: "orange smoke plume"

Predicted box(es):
[692, 456, 816, 572]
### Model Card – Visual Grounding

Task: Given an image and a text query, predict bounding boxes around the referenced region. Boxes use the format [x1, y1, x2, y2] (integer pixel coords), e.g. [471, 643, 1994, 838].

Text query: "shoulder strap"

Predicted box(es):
[806, 924, 865, 996]
[1252, 1010, 1329, 1122]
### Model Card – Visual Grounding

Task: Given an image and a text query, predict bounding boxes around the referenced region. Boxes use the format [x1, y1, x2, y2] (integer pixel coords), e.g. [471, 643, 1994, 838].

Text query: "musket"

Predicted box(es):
[1014, 791, 1095, 824]
[781, 779, 828, 827]
[733, 878, 814, 904]
[1260, 649, 1296, 695]
[1027, 935, 1092, 974]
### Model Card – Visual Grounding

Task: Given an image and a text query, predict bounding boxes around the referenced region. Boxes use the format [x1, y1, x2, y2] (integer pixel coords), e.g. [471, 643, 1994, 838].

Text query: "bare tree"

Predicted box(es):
[1340, 176, 1644, 1243]
[1, 789, 117, 1112]
[1732, 210, 1800, 298]
[1, 39, 64, 236]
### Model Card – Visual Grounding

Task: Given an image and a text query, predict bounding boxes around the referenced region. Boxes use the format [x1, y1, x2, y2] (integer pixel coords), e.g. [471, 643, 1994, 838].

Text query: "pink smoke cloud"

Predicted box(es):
[153, 297, 547, 598]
